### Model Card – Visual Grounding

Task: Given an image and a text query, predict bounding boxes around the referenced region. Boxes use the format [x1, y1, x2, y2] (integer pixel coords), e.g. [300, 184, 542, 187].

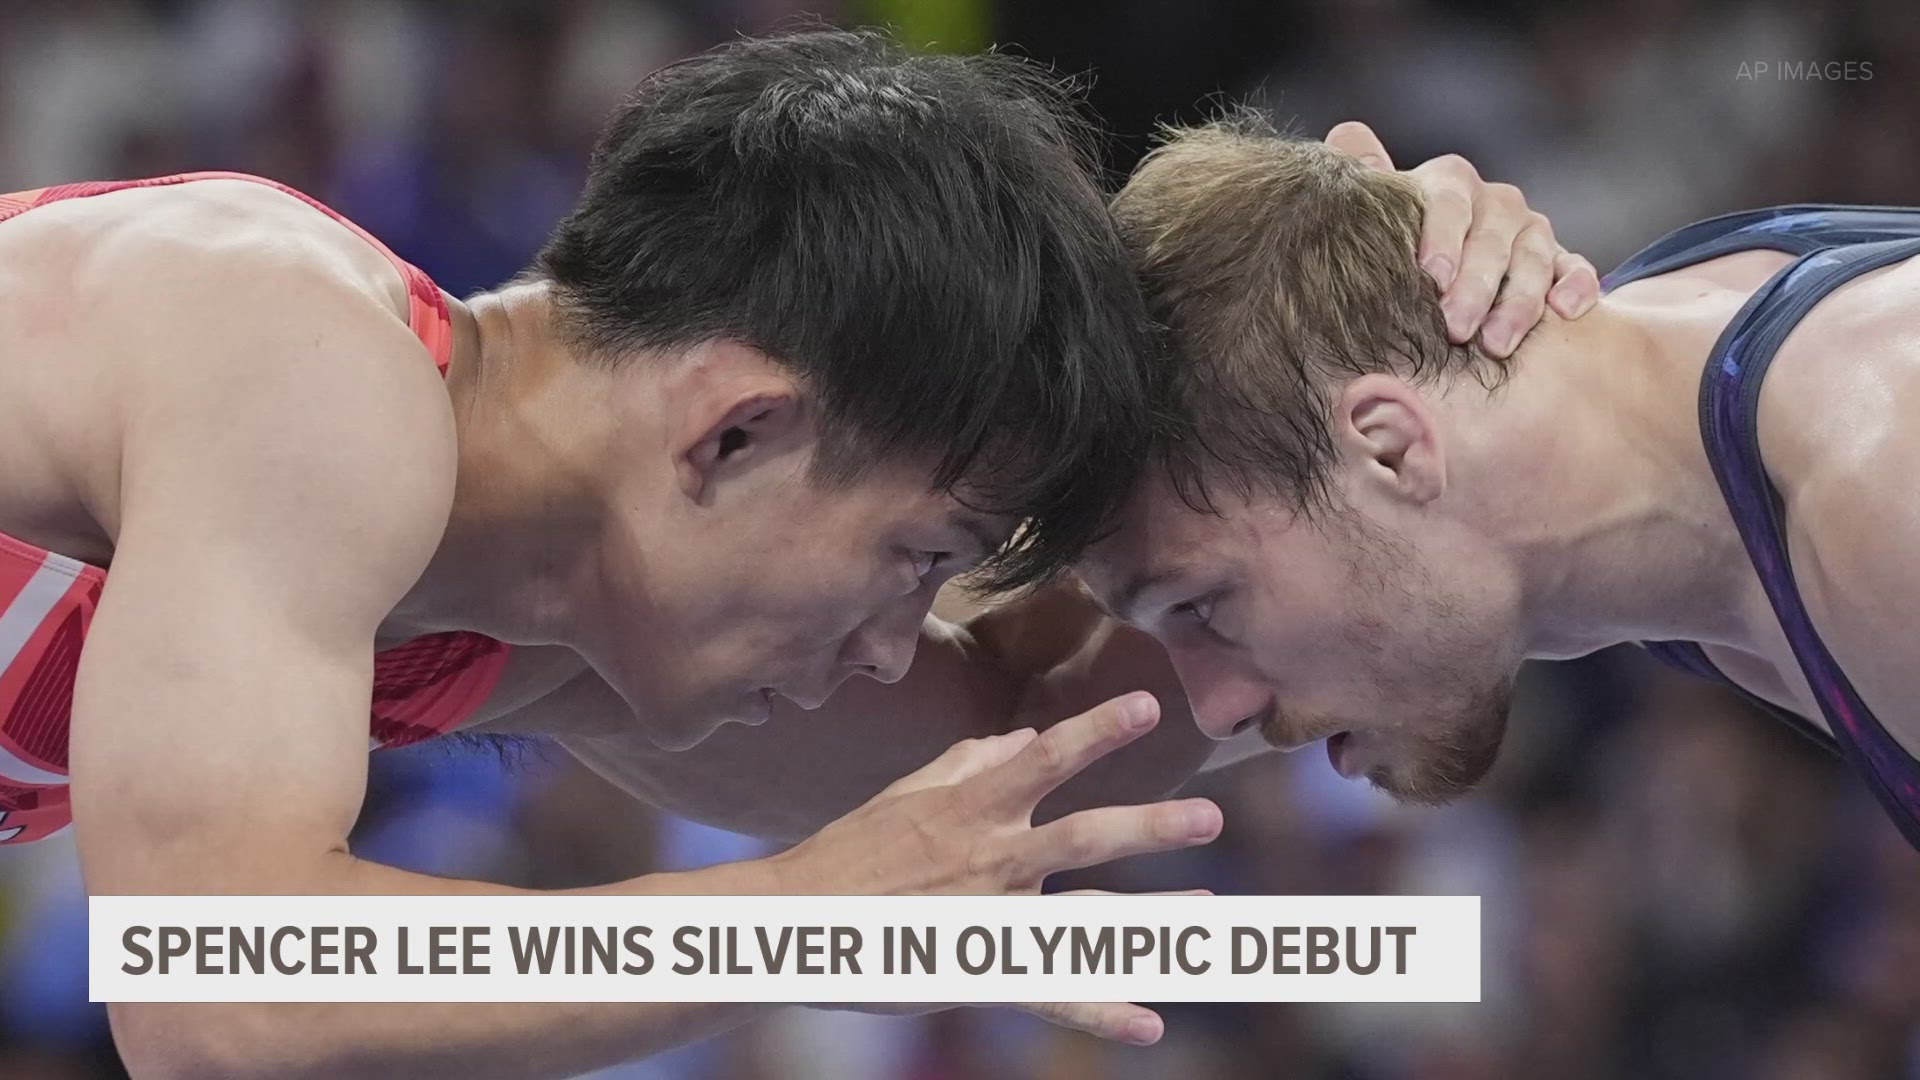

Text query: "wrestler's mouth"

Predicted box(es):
[760, 685, 831, 713]
[1249, 707, 1341, 754]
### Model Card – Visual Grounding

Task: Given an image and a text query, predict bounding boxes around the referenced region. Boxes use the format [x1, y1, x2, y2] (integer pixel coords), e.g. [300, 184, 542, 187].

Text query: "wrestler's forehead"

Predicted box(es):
[1079, 481, 1254, 606]
[1111, 475, 1279, 551]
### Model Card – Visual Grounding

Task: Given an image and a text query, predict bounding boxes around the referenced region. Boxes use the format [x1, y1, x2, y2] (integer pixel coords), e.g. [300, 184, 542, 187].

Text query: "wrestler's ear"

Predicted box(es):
[1333, 373, 1445, 506]
[669, 341, 807, 503]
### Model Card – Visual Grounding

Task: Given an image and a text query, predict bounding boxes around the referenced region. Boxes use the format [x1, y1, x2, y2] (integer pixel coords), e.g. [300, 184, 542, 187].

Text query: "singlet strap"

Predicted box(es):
[1605, 204, 1920, 290]
[1698, 236, 1920, 847]
[1, 172, 453, 373]
[179, 172, 455, 373]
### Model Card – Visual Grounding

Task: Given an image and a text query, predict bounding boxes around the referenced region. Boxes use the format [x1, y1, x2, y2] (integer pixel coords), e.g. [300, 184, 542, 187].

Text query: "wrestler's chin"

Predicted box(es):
[643, 692, 773, 752]
[1360, 747, 1497, 809]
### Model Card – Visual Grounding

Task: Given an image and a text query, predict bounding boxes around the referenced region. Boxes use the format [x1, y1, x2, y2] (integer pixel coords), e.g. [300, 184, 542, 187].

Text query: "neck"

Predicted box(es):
[388, 282, 607, 644]
[1444, 284, 1775, 659]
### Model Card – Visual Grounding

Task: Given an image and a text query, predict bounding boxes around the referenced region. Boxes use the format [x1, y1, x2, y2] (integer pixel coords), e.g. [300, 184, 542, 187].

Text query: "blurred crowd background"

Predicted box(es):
[2, 0, 1917, 1077]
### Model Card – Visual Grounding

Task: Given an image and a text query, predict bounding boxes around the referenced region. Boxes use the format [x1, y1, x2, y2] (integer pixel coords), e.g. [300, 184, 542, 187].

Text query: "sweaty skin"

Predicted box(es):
[489, 585, 1205, 842]
[0, 124, 1587, 1075]
[5, 179, 1218, 1077]
[469, 124, 1604, 836]
[1079, 241, 1920, 805]
[1603, 248, 1920, 749]
[621, 223, 1920, 837]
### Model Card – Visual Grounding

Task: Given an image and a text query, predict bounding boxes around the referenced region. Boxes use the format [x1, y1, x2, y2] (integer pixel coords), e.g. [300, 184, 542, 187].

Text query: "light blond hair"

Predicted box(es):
[1113, 110, 1496, 510]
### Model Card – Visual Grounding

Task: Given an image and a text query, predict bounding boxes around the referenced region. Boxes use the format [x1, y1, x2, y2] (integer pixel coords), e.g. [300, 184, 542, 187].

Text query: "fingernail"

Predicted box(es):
[1121, 693, 1156, 730]
[1485, 322, 1515, 357]
[1186, 803, 1219, 837]
[1555, 282, 1597, 317]
[1424, 255, 1455, 288]
[1442, 302, 1469, 342]
[1358, 154, 1388, 170]
[1126, 1016, 1161, 1045]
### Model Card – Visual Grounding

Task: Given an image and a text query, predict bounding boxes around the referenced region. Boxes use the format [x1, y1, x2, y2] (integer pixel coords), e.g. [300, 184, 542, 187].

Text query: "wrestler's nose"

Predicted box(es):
[840, 607, 918, 684]
[1166, 643, 1270, 741]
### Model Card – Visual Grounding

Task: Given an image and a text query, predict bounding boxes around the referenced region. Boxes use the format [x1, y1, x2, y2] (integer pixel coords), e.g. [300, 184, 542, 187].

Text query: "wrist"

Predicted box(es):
[756, 844, 822, 895]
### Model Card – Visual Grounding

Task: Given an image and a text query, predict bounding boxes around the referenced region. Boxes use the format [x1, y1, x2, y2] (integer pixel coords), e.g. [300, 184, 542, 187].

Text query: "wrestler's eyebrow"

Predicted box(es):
[1109, 567, 1192, 623]
[949, 511, 1006, 557]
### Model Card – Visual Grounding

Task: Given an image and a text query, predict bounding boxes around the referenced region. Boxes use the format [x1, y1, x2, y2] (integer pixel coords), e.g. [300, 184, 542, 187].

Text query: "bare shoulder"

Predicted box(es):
[0, 180, 454, 550]
[73, 179, 424, 372]
[56, 182, 462, 591]
[1760, 255, 1920, 708]
[44, 178, 407, 310]
[1762, 253, 1920, 528]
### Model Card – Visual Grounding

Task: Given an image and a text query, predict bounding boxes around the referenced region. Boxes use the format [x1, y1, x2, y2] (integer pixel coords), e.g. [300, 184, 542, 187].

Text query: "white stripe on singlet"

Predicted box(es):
[0, 741, 64, 784]
[0, 556, 75, 668]
[0, 555, 83, 784]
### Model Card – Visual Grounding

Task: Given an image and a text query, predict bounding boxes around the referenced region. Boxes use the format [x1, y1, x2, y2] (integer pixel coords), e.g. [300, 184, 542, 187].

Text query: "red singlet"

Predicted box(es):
[0, 173, 512, 844]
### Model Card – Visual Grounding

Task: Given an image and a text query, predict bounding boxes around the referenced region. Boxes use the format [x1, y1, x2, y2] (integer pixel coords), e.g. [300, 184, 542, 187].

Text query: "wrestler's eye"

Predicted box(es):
[1170, 594, 1217, 627]
[909, 550, 952, 578]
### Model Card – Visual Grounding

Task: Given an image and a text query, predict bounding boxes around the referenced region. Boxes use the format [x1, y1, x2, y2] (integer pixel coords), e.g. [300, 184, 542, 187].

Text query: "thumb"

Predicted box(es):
[1325, 120, 1394, 172]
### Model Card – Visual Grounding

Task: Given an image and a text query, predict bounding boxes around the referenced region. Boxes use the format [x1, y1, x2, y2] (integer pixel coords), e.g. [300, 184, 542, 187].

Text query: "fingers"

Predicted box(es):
[1548, 251, 1601, 319]
[1476, 219, 1558, 358]
[1407, 154, 1478, 294]
[1419, 165, 1593, 352]
[880, 728, 1037, 797]
[1323, 120, 1394, 171]
[1397, 148, 1597, 349]
[1441, 182, 1537, 344]
[1011, 798, 1221, 881]
[967, 692, 1160, 809]
[1015, 1001, 1164, 1046]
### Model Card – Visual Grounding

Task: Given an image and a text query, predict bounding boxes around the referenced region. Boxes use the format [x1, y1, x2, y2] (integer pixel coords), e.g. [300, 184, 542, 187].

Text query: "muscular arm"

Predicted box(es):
[1762, 257, 1920, 741]
[66, 237, 786, 1079]
[72, 197, 1214, 1076]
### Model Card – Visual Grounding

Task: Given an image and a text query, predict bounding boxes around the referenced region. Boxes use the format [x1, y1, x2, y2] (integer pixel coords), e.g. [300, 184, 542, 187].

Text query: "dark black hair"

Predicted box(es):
[534, 29, 1164, 591]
